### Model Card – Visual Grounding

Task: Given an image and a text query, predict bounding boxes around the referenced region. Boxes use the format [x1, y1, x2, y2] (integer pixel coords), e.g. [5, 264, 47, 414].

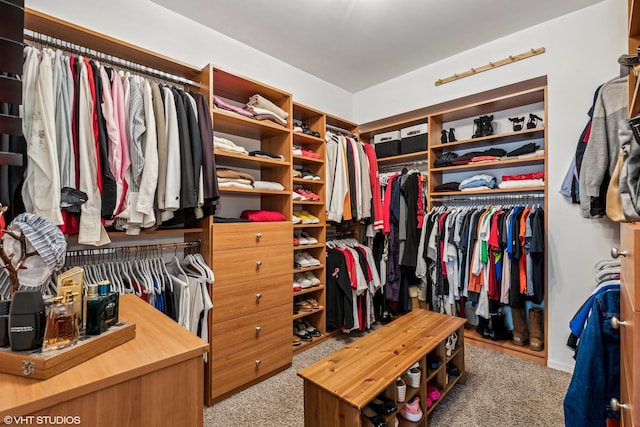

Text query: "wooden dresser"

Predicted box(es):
[209, 221, 293, 404]
[0, 295, 208, 427]
[615, 223, 640, 426]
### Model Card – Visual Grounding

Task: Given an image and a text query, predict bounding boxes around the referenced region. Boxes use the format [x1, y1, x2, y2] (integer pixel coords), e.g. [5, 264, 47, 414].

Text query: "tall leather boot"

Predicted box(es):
[488, 313, 513, 341]
[511, 307, 529, 346]
[528, 307, 544, 351]
[475, 316, 490, 338]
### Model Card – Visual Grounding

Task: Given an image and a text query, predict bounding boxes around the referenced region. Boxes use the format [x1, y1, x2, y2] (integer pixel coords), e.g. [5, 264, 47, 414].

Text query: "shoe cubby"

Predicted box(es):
[299, 310, 465, 427]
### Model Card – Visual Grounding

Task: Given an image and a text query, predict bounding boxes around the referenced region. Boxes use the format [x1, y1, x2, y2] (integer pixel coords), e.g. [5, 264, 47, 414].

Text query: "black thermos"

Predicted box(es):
[9, 291, 46, 351]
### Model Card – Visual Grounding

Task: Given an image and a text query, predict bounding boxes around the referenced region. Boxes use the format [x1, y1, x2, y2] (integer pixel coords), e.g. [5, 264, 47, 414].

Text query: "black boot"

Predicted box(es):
[475, 316, 491, 338]
[488, 313, 513, 341]
[448, 128, 457, 142]
[472, 117, 485, 138]
[508, 116, 524, 132]
[527, 113, 543, 129]
[441, 129, 448, 144]
[483, 115, 494, 136]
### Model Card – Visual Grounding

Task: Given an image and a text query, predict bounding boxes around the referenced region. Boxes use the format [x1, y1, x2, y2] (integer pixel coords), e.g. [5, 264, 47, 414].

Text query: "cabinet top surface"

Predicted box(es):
[0, 295, 208, 415]
[297, 310, 466, 408]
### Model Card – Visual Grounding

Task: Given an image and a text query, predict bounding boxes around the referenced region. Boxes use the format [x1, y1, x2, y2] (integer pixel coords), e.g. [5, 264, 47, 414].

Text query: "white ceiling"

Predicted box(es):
[151, 0, 605, 93]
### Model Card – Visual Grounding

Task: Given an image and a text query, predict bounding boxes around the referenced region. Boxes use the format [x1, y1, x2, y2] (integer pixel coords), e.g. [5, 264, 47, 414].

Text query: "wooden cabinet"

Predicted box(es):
[616, 223, 640, 426]
[298, 310, 466, 427]
[208, 69, 294, 404]
[0, 295, 208, 427]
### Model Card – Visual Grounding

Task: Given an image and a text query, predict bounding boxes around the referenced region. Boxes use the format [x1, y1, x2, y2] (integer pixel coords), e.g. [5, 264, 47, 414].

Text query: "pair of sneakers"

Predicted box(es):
[294, 272, 320, 288]
[402, 362, 421, 388]
[399, 395, 423, 422]
[445, 332, 458, 357]
[295, 231, 318, 245]
[294, 188, 320, 201]
[294, 252, 320, 268]
[293, 210, 320, 224]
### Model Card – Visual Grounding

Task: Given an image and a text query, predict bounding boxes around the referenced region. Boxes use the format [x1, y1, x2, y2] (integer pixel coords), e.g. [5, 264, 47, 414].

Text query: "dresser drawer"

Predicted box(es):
[211, 304, 292, 359]
[620, 223, 640, 311]
[213, 222, 292, 250]
[210, 335, 292, 399]
[620, 284, 640, 426]
[211, 245, 292, 283]
[212, 274, 291, 323]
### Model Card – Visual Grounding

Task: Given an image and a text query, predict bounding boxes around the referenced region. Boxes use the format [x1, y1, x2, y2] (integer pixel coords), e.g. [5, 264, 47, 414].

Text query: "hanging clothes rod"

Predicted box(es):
[65, 240, 201, 258]
[326, 124, 357, 137]
[430, 192, 544, 204]
[23, 29, 202, 88]
[379, 160, 429, 172]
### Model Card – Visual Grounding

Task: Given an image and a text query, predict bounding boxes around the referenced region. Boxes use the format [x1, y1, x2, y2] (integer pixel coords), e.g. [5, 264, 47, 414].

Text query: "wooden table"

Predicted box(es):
[0, 294, 208, 427]
[298, 310, 466, 426]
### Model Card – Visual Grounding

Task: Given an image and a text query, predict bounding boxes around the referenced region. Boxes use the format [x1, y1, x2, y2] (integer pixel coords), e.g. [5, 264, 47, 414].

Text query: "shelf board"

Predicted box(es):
[213, 109, 290, 139]
[219, 187, 289, 196]
[429, 127, 544, 151]
[425, 372, 465, 416]
[293, 154, 324, 165]
[293, 285, 325, 297]
[293, 307, 325, 321]
[294, 223, 327, 229]
[293, 265, 325, 273]
[377, 150, 428, 165]
[293, 178, 325, 185]
[293, 200, 324, 205]
[294, 243, 325, 250]
[432, 156, 544, 172]
[293, 131, 325, 145]
[431, 186, 544, 196]
[75, 227, 204, 240]
[293, 332, 331, 355]
[214, 150, 290, 169]
[464, 328, 546, 364]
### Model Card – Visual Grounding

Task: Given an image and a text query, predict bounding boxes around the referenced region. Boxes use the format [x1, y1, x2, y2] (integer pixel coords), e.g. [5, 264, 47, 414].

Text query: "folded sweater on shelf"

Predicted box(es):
[214, 135, 249, 155]
[240, 210, 287, 222]
[216, 167, 255, 183]
[218, 181, 253, 189]
[502, 171, 545, 181]
[497, 178, 544, 189]
[459, 173, 496, 190]
[247, 94, 288, 120]
[244, 105, 287, 126]
[249, 150, 285, 161]
[213, 95, 254, 118]
[217, 177, 253, 185]
[253, 181, 285, 191]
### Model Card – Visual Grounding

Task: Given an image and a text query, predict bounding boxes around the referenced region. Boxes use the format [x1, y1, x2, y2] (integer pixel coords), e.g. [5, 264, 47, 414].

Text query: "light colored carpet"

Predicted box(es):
[205, 332, 571, 427]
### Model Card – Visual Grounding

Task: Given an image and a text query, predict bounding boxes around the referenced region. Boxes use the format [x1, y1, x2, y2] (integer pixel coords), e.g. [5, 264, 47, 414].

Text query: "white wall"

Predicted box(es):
[25, 0, 354, 120]
[355, 0, 627, 372]
[27, 0, 627, 372]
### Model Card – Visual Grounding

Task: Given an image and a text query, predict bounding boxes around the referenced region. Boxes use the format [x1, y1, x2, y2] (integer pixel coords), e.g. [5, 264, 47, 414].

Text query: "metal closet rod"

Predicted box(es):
[326, 124, 357, 137]
[379, 160, 429, 172]
[23, 29, 202, 88]
[430, 192, 544, 204]
[66, 240, 201, 258]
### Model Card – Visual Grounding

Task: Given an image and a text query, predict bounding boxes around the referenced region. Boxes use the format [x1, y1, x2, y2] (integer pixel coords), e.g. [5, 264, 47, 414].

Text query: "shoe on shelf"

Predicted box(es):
[440, 129, 448, 144]
[448, 128, 457, 142]
[395, 377, 406, 402]
[403, 366, 421, 388]
[292, 191, 306, 201]
[292, 169, 302, 178]
[295, 273, 312, 288]
[398, 395, 423, 422]
[527, 113, 543, 129]
[295, 300, 313, 312]
[301, 252, 320, 266]
[300, 231, 318, 244]
[447, 363, 460, 377]
[302, 320, 322, 337]
[292, 213, 302, 224]
[293, 276, 302, 291]
[293, 335, 301, 346]
[299, 210, 320, 223]
[362, 406, 386, 427]
[427, 384, 441, 402]
[304, 271, 321, 286]
[368, 394, 397, 415]
[294, 323, 312, 342]
[293, 145, 303, 155]
[293, 236, 300, 246]
[305, 298, 320, 309]
[295, 232, 310, 245]
[445, 332, 457, 357]
[509, 116, 525, 132]
[294, 253, 312, 268]
[293, 122, 303, 132]
[300, 148, 321, 159]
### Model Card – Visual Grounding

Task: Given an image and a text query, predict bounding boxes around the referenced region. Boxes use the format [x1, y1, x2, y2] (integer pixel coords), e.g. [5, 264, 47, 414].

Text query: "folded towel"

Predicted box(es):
[247, 94, 288, 120]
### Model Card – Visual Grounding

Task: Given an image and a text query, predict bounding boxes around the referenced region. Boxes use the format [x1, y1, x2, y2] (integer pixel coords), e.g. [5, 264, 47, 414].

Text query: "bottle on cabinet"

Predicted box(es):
[42, 291, 79, 352]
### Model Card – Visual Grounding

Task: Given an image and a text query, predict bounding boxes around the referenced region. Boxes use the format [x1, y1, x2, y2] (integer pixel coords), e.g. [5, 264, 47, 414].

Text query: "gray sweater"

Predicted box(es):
[579, 76, 628, 218]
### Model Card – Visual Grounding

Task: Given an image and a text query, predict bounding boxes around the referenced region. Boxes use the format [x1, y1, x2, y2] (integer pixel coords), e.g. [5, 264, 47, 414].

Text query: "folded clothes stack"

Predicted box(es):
[433, 182, 461, 192]
[240, 210, 286, 222]
[245, 94, 288, 126]
[459, 173, 496, 191]
[217, 168, 255, 189]
[213, 95, 254, 118]
[452, 148, 506, 166]
[505, 142, 543, 158]
[498, 171, 544, 189]
[253, 181, 285, 191]
[249, 150, 285, 161]
[214, 135, 248, 155]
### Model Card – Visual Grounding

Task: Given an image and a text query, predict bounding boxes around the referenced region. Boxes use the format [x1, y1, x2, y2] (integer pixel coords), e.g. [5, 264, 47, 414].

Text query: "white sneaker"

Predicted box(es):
[300, 231, 318, 244]
[295, 253, 312, 268]
[301, 252, 320, 266]
[403, 367, 421, 388]
[304, 271, 321, 286]
[396, 377, 406, 403]
[295, 273, 312, 288]
[292, 214, 301, 224]
[295, 232, 310, 245]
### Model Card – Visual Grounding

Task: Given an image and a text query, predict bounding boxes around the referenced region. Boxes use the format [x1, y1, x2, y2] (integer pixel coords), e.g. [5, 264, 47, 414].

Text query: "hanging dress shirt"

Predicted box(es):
[53, 50, 74, 190]
[162, 86, 181, 217]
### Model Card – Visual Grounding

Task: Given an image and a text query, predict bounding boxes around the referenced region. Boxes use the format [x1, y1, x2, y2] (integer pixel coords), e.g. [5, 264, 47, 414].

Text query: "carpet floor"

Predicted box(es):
[205, 332, 571, 427]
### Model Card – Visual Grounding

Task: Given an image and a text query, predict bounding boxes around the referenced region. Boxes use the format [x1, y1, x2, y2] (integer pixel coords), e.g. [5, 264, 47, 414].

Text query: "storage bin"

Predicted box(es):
[400, 123, 428, 154]
[374, 130, 401, 158]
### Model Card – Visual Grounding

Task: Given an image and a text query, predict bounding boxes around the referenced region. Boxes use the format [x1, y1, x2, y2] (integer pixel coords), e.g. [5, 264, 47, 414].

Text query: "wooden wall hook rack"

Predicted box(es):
[435, 47, 546, 86]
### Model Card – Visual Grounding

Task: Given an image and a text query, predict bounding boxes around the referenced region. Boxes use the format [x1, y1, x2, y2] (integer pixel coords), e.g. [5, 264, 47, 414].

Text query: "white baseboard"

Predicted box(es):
[547, 359, 575, 374]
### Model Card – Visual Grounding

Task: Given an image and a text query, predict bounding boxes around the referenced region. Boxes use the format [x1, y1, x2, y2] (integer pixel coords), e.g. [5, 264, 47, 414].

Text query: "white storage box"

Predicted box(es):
[400, 123, 428, 139]
[400, 123, 428, 154]
[374, 130, 401, 144]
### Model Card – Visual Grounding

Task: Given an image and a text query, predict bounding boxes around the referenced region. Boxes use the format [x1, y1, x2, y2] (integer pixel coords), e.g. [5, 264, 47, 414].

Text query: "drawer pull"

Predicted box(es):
[610, 398, 628, 412]
[256, 326, 262, 333]
[610, 317, 628, 329]
[611, 247, 628, 258]
[256, 260, 262, 267]
[255, 360, 261, 366]
[256, 233, 262, 239]
[256, 293, 262, 300]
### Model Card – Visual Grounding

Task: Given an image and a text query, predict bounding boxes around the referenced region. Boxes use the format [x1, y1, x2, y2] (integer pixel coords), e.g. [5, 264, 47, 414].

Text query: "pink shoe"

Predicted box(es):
[427, 384, 441, 401]
[399, 395, 423, 422]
